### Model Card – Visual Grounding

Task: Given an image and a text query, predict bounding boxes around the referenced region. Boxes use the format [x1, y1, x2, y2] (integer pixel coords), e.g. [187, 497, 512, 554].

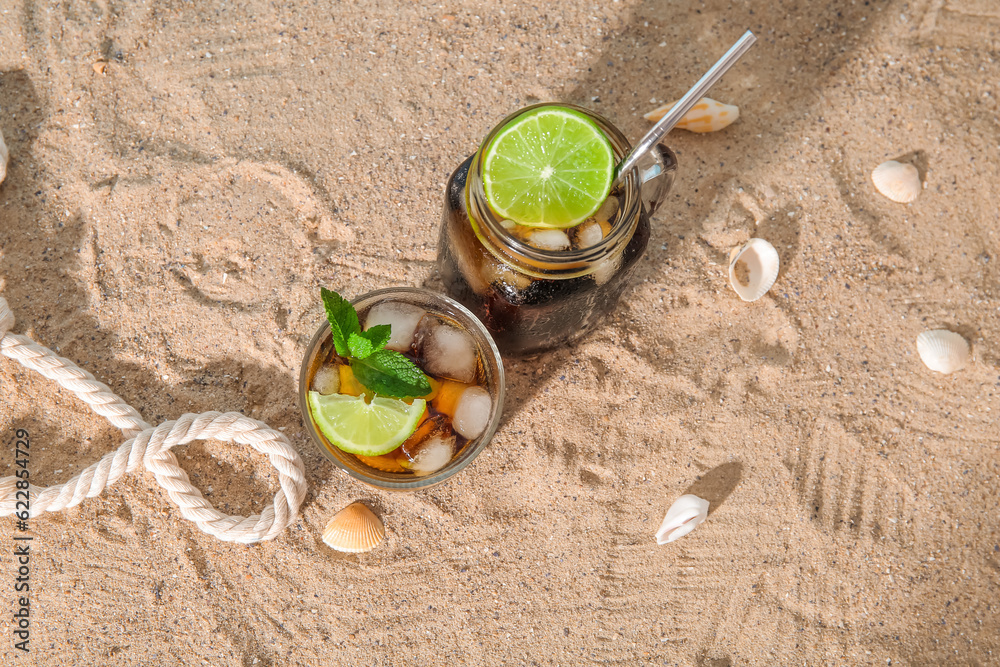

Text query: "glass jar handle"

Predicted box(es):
[635, 144, 677, 216]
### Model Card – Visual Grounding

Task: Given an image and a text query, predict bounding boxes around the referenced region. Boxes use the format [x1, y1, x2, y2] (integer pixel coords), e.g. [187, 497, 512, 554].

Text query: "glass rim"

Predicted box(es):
[298, 287, 505, 491]
[469, 102, 643, 267]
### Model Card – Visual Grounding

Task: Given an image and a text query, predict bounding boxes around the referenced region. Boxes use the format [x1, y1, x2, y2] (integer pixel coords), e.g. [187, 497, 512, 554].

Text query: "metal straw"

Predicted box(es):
[612, 30, 757, 187]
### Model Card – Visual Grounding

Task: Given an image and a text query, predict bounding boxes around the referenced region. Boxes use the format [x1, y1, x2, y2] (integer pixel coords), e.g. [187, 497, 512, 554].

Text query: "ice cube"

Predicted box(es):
[482, 257, 531, 291]
[364, 301, 427, 352]
[507, 223, 533, 240]
[592, 256, 621, 286]
[416, 316, 478, 383]
[593, 195, 619, 225]
[453, 386, 491, 439]
[311, 365, 340, 395]
[572, 220, 606, 249]
[526, 229, 571, 251]
[405, 434, 455, 476]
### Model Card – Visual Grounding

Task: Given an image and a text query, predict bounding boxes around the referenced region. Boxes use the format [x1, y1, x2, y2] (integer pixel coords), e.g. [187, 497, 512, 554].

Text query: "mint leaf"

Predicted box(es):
[347, 325, 391, 359]
[347, 331, 376, 359]
[321, 287, 360, 357]
[359, 324, 392, 352]
[352, 349, 431, 399]
[318, 288, 428, 399]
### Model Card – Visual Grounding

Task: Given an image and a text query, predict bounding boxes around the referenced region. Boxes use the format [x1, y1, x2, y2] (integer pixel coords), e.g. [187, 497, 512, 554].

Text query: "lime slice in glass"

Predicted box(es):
[308, 391, 426, 457]
[482, 106, 615, 229]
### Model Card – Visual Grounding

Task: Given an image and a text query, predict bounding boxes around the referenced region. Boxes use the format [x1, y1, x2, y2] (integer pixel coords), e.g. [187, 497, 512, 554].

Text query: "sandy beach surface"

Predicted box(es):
[1, 0, 998, 664]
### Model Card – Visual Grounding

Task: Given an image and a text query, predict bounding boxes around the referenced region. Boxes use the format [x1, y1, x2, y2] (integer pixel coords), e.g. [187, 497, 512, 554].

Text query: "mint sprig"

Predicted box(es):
[320, 288, 431, 399]
[352, 348, 430, 398]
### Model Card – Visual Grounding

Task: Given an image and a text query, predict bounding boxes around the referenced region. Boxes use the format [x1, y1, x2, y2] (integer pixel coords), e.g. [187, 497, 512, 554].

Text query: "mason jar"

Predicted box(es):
[298, 287, 505, 492]
[437, 103, 676, 356]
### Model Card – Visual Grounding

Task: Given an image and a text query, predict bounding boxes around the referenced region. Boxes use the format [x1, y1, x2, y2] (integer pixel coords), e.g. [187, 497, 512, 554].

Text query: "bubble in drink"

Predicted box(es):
[311, 365, 341, 395]
[364, 302, 427, 352]
[416, 316, 478, 384]
[452, 386, 491, 439]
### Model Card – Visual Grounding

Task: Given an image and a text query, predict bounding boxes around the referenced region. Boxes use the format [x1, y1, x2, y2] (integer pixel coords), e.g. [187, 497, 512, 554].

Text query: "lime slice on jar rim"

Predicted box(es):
[481, 105, 616, 229]
[307, 391, 426, 457]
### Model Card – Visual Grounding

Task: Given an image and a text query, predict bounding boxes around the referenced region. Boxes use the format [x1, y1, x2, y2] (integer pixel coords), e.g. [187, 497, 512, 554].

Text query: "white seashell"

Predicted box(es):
[656, 495, 709, 544]
[728, 238, 779, 302]
[322, 502, 386, 553]
[916, 330, 969, 374]
[643, 97, 739, 133]
[871, 160, 921, 203]
[0, 127, 8, 185]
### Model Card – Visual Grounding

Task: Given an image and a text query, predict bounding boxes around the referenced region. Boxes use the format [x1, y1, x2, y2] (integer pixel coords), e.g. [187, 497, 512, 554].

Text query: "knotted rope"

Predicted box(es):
[0, 296, 307, 543]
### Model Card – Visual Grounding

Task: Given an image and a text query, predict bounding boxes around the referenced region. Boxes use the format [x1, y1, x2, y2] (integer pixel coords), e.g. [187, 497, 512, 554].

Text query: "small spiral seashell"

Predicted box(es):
[656, 495, 709, 544]
[728, 238, 780, 302]
[643, 97, 739, 133]
[916, 330, 970, 374]
[871, 160, 921, 203]
[322, 502, 385, 553]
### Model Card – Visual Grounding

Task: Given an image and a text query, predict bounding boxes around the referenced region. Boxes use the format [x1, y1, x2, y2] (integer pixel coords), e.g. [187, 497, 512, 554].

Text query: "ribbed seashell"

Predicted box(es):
[871, 160, 921, 203]
[916, 330, 970, 374]
[0, 127, 8, 185]
[322, 502, 385, 553]
[656, 495, 709, 544]
[643, 97, 739, 133]
[728, 238, 779, 302]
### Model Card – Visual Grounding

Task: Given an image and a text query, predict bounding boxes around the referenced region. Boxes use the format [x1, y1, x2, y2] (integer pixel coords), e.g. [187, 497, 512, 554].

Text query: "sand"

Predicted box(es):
[1, 0, 998, 664]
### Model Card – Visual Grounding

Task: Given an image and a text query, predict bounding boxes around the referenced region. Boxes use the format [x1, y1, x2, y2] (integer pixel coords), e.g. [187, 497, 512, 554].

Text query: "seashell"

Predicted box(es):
[322, 502, 385, 553]
[643, 97, 739, 133]
[916, 329, 969, 374]
[0, 127, 8, 185]
[728, 238, 779, 302]
[656, 494, 709, 544]
[871, 160, 921, 203]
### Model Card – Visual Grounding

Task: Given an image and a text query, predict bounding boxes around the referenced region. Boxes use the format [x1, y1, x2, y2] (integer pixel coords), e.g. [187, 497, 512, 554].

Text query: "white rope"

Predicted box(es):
[0, 296, 307, 544]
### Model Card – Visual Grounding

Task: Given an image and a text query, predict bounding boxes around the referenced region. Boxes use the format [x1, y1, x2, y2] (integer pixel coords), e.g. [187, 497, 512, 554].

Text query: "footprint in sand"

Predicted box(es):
[155, 160, 352, 311]
[783, 416, 916, 544]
